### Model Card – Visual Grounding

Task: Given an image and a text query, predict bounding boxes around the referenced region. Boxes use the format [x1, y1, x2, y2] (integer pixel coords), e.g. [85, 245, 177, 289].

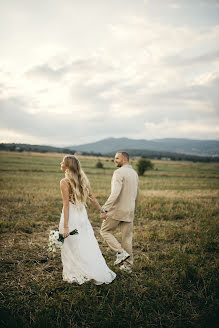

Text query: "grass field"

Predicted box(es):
[0, 151, 218, 328]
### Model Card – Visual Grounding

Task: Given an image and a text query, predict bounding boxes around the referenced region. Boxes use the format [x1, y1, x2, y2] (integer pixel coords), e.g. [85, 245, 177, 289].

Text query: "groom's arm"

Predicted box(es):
[135, 183, 139, 209]
[102, 170, 123, 212]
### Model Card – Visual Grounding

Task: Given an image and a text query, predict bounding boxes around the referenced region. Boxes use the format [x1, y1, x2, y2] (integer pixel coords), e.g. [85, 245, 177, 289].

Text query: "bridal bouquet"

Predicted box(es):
[48, 229, 78, 253]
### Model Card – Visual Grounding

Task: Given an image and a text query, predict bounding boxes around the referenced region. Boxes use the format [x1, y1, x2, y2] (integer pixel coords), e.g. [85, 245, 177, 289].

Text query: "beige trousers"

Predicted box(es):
[100, 218, 133, 265]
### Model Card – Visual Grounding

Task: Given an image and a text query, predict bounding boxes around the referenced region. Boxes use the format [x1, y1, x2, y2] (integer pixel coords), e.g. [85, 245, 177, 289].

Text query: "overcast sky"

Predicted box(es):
[0, 0, 219, 146]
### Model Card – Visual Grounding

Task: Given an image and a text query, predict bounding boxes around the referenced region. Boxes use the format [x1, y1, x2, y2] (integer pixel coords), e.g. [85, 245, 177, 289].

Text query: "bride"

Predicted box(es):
[59, 155, 116, 285]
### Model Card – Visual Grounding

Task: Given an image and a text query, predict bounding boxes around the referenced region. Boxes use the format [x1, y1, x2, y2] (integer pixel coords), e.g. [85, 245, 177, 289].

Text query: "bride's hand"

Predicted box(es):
[63, 227, 69, 238]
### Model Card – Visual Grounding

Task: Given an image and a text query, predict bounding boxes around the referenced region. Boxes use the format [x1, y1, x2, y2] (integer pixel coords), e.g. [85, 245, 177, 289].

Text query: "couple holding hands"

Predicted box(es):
[59, 151, 139, 285]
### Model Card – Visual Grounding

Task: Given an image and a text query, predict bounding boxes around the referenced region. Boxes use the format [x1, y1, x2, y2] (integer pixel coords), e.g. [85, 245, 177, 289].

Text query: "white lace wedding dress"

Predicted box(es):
[59, 202, 116, 285]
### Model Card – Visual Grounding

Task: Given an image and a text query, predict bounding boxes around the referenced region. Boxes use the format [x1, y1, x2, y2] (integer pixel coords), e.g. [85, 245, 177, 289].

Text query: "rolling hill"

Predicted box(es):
[69, 137, 219, 156]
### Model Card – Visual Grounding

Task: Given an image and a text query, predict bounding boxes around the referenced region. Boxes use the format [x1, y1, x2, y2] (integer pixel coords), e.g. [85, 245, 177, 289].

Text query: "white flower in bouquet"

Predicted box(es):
[48, 229, 78, 253]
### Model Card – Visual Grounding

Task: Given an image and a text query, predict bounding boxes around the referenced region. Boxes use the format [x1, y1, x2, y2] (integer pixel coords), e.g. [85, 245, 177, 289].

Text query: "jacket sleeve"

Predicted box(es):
[103, 170, 123, 212]
[135, 182, 139, 208]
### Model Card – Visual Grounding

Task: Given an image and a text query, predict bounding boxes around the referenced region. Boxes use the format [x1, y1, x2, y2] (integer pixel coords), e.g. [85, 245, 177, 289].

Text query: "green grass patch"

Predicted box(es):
[0, 151, 218, 327]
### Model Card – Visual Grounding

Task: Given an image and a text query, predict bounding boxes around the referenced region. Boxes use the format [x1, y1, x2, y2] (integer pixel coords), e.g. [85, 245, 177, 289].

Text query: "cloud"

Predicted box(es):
[168, 3, 182, 9]
[0, 96, 146, 145]
[144, 119, 219, 139]
[26, 63, 68, 81]
[1, 67, 219, 145]
[146, 76, 219, 113]
[164, 50, 219, 66]
[1, 45, 218, 144]
[0, 1, 219, 144]
[200, 1, 219, 9]
[107, 17, 219, 58]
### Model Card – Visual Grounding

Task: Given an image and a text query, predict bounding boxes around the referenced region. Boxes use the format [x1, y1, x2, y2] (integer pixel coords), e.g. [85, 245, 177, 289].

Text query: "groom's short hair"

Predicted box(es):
[118, 151, 129, 161]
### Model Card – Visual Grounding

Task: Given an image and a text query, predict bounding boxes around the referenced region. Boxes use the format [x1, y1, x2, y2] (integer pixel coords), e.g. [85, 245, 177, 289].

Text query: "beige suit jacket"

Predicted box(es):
[103, 164, 139, 222]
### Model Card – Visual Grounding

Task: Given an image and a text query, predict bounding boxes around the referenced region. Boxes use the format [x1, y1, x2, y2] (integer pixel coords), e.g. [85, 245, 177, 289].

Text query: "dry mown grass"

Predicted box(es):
[0, 152, 218, 328]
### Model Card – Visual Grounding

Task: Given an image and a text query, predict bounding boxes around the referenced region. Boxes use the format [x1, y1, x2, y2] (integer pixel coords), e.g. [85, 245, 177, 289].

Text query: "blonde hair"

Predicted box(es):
[63, 155, 89, 209]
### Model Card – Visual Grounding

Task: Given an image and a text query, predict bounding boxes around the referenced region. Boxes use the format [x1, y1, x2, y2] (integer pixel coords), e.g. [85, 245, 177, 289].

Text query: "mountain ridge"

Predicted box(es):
[69, 137, 219, 156]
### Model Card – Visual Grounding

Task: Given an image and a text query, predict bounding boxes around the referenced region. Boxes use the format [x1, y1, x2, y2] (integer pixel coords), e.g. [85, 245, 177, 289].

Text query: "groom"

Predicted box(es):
[100, 151, 139, 272]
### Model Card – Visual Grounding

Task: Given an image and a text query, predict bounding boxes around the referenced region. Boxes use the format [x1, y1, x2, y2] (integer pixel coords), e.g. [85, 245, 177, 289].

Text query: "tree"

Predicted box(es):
[96, 161, 104, 169]
[137, 158, 154, 176]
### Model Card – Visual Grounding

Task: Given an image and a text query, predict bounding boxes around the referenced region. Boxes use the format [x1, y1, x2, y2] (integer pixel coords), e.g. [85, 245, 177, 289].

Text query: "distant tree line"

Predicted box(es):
[0, 143, 103, 157]
[0, 143, 76, 154]
[1, 143, 218, 162]
[79, 151, 103, 157]
[106, 149, 219, 163]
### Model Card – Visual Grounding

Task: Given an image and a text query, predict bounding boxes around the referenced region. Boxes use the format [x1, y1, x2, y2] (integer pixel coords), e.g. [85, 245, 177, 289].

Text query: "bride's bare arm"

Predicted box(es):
[60, 179, 70, 237]
[86, 183, 102, 212]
